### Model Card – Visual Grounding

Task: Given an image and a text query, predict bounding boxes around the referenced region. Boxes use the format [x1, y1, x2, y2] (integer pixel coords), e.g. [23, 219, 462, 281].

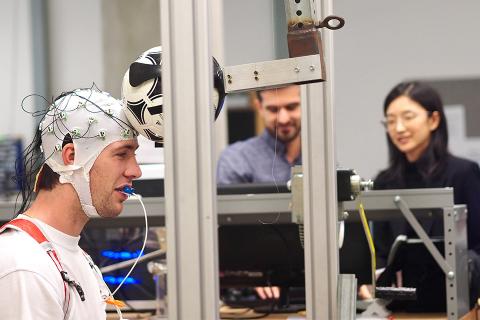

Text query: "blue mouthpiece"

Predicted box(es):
[122, 185, 135, 195]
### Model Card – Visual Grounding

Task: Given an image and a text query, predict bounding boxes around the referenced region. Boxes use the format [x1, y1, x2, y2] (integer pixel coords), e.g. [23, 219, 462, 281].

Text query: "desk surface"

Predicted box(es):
[107, 309, 450, 320]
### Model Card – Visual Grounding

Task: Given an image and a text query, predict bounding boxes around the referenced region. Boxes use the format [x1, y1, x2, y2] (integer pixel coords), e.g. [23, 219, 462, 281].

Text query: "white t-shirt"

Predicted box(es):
[0, 214, 108, 320]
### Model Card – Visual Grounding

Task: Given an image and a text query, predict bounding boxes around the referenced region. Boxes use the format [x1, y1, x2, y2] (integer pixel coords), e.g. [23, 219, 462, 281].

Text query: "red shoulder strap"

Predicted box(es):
[2, 218, 49, 244]
[1, 218, 71, 317]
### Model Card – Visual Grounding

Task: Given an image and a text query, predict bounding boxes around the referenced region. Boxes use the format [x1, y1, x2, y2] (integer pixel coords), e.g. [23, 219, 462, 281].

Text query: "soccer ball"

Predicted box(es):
[121, 46, 226, 144]
[121, 46, 164, 143]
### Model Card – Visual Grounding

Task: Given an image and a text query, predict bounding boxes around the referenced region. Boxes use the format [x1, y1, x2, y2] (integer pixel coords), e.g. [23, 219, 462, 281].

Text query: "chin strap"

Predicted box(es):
[54, 150, 101, 218]
[59, 170, 98, 218]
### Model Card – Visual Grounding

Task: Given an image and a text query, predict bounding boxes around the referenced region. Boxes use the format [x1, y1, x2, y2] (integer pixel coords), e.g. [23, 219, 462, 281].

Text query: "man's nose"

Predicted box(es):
[127, 158, 142, 179]
[277, 108, 289, 124]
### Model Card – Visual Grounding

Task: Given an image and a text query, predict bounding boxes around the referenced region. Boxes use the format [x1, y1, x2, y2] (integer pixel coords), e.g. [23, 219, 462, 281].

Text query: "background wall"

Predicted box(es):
[223, 0, 277, 66]
[0, 0, 34, 143]
[47, 0, 104, 97]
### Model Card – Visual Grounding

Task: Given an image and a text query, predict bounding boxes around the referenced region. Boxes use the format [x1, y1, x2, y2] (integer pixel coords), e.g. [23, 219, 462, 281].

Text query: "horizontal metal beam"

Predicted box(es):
[0, 193, 292, 222]
[223, 54, 324, 93]
[343, 188, 454, 212]
[1, 188, 455, 223]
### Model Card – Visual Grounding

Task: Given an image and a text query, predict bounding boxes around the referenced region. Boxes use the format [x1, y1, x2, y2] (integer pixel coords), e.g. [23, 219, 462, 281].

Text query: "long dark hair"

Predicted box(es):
[376, 81, 450, 187]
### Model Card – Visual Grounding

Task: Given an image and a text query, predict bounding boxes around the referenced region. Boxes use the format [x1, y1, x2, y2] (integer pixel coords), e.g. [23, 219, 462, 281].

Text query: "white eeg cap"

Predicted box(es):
[40, 88, 137, 217]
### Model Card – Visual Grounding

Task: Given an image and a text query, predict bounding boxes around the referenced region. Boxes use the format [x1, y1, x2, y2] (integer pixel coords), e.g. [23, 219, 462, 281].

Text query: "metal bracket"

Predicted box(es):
[223, 54, 324, 94]
[394, 195, 453, 275]
[290, 165, 304, 225]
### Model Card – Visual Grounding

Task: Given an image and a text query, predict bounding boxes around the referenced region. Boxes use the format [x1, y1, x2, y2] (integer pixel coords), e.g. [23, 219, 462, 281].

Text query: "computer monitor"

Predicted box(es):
[218, 222, 372, 285]
[218, 223, 305, 288]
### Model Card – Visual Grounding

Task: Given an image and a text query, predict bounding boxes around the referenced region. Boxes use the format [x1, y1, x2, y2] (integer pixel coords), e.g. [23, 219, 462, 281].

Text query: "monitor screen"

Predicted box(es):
[218, 221, 373, 289]
[219, 223, 304, 288]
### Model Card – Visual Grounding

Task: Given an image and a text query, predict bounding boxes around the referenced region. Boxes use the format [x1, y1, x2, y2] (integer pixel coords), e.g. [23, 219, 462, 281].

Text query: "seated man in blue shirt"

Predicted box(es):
[217, 85, 301, 301]
[217, 85, 301, 184]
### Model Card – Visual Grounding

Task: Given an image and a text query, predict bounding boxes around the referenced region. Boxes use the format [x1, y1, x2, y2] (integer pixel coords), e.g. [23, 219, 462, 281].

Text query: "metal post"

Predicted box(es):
[160, 0, 219, 318]
[445, 205, 470, 319]
[301, 0, 338, 318]
[30, 0, 49, 126]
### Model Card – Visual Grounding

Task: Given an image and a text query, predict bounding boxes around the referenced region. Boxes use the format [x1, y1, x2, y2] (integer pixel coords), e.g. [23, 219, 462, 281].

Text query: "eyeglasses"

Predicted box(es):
[380, 112, 421, 130]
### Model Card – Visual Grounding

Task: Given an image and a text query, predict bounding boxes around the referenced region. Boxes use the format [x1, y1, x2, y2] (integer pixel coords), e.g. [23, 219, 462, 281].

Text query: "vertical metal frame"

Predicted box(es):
[444, 206, 458, 320]
[445, 205, 469, 319]
[301, 0, 338, 318]
[160, 0, 219, 318]
[31, 0, 49, 124]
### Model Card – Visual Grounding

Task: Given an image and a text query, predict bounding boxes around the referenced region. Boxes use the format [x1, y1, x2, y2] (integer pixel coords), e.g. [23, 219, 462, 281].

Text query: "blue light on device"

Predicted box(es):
[102, 250, 144, 260]
[122, 185, 135, 195]
[103, 275, 140, 285]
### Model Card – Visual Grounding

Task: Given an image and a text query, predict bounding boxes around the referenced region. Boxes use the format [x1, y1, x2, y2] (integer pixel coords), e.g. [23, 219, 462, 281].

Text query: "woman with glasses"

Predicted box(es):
[372, 81, 480, 311]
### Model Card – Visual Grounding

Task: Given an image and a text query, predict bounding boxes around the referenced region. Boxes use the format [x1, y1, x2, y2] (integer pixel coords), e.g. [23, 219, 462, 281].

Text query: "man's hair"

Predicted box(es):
[255, 85, 297, 103]
[15, 133, 73, 215]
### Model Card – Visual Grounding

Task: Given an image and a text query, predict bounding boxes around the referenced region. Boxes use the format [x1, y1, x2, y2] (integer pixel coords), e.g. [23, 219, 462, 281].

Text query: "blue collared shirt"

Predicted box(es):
[216, 130, 302, 184]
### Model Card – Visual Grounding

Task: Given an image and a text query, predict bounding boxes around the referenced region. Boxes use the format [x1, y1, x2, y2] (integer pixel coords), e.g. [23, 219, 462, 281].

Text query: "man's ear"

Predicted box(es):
[252, 92, 263, 114]
[61, 143, 75, 165]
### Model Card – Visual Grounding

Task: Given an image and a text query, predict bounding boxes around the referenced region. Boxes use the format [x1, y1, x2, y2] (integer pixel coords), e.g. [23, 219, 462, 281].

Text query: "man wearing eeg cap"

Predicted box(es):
[0, 88, 142, 319]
